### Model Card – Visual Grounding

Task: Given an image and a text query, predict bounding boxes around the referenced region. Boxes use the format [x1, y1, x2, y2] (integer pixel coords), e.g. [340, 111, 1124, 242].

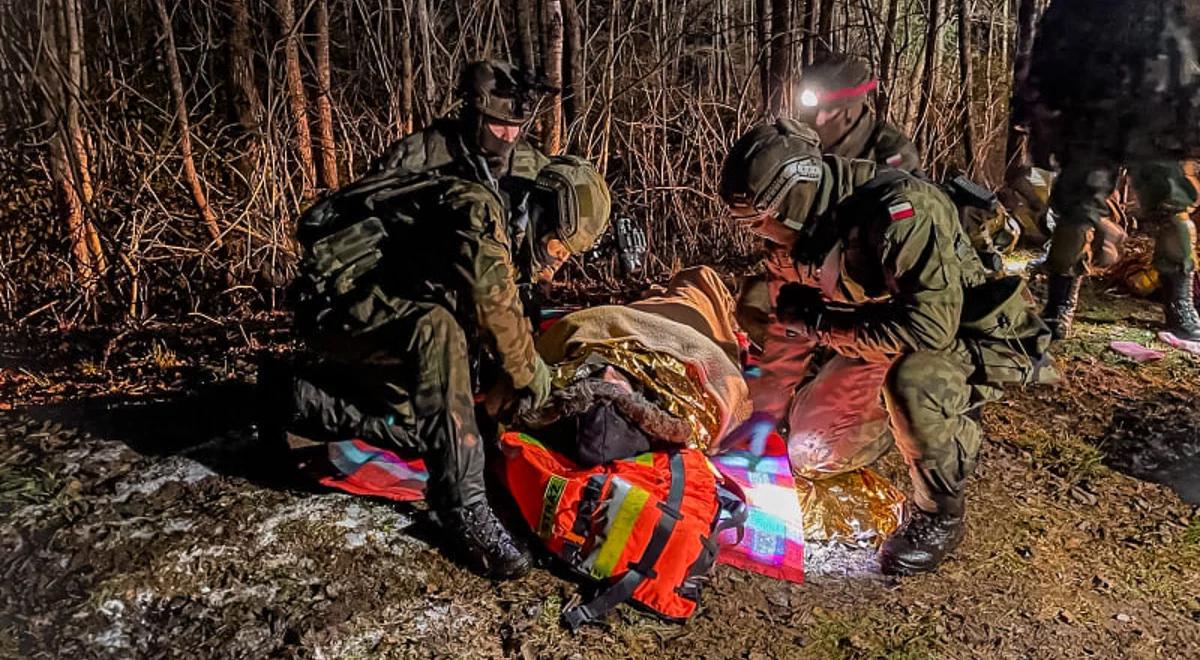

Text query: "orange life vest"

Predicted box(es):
[499, 432, 746, 629]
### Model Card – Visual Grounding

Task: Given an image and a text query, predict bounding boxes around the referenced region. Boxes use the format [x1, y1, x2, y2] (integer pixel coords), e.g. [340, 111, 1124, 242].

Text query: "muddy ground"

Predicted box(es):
[2, 278, 1200, 659]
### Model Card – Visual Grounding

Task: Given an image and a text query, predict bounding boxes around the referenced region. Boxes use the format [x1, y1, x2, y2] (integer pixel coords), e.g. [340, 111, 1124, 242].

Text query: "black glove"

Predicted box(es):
[774, 283, 826, 329]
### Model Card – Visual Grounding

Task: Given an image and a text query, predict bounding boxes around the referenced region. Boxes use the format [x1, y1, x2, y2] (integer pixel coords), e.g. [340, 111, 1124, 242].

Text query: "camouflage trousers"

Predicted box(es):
[310, 300, 486, 511]
[1046, 159, 1199, 277]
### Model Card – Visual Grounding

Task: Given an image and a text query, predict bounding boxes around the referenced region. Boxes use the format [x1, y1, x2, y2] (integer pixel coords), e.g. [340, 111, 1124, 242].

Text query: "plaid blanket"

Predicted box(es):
[317, 433, 805, 583]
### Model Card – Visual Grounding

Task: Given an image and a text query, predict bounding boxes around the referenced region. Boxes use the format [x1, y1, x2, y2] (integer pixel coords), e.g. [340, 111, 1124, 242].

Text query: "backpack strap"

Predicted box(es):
[563, 473, 608, 564]
[562, 452, 686, 631]
[678, 483, 749, 602]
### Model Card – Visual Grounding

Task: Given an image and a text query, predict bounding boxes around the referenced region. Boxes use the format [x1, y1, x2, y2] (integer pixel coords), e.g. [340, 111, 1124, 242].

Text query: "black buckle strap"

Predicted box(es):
[563, 453, 687, 631]
[563, 474, 607, 564]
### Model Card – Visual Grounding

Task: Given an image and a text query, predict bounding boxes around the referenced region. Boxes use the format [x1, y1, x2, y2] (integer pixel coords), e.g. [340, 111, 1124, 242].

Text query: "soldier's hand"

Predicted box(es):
[519, 359, 553, 413]
[775, 283, 825, 326]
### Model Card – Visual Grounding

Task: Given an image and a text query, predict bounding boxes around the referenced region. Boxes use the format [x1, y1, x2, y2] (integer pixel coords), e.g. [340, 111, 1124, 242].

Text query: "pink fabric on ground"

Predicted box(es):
[1109, 341, 1166, 363]
[1159, 332, 1200, 357]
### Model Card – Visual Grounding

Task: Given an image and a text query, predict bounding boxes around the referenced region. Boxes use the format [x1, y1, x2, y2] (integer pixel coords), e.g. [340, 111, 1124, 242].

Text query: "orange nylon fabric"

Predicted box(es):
[499, 431, 722, 621]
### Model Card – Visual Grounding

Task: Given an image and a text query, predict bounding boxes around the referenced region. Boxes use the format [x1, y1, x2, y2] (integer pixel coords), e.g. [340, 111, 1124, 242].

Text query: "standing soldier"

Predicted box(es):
[720, 120, 1055, 575]
[1027, 0, 1200, 340]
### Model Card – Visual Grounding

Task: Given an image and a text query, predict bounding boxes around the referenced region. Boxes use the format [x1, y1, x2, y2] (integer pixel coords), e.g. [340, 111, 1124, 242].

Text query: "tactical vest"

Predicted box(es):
[500, 432, 746, 629]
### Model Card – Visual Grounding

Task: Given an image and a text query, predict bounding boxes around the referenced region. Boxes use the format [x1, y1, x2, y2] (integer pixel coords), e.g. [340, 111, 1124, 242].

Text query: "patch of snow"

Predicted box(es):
[113, 456, 215, 502]
[254, 495, 420, 554]
[91, 599, 130, 651]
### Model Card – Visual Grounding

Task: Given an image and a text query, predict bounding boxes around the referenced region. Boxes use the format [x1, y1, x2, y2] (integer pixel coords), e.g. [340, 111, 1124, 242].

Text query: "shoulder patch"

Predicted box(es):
[885, 153, 904, 168]
[887, 201, 915, 222]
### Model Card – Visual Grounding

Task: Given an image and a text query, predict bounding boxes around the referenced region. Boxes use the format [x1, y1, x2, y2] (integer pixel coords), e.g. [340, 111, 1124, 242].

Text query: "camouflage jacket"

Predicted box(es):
[369, 117, 550, 183]
[297, 173, 545, 389]
[825, 113, 923, 175]
[774, 158, 1055, 383]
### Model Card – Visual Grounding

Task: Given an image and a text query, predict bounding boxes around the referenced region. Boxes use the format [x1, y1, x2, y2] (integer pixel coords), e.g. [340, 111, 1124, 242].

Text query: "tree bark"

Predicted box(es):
[399, 0, 415, 134]
[226, 0, 262, 135]
[540, 0, 563, 154]
[154, 0, 223, 249]
[561, 0, 584, 134]
[313, 0, 338, 189]
[877, 0, 900, 120]
[957, 0, 976, 173]
[514, 0, 537, 71]
[755, 0, 770, 109]
[1005, 0, 1038, 181]
[766, 0, 792, 115]
[414, 0, 435, 122]
[817, 0, 836, 56]
[801, 0, 817, 66]
[915, 0, 942, 152]
[275, 0, 316, 201]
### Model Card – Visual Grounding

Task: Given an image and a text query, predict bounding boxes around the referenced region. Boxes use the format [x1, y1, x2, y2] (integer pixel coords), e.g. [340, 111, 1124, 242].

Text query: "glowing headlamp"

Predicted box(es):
[800, 89, 820, 108]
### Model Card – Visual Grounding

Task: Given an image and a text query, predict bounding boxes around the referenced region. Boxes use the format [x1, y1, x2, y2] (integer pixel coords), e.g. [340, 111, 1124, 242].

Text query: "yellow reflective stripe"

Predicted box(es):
[588, 483, 650, 579]
[515, 432, 546, 450]
[539, 475, 567, 538]
[632, 453, 655, 467]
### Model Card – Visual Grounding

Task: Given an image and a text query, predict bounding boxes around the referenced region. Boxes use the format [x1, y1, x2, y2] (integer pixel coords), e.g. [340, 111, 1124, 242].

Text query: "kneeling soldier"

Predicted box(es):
[720, 120, 1056, 575]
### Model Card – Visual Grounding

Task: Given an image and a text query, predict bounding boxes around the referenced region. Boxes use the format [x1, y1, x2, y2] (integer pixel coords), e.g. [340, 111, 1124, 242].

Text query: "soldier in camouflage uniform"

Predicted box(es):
[720, 120, 1055, 575]
[1028, 0, 1200, 340]
[795, 54, 923, 174]
[370, 60, 551, 187]
[277, 135, 610, 579]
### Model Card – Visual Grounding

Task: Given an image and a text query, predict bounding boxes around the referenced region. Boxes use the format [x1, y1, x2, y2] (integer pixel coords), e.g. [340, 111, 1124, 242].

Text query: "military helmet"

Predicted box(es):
[457, 59, 546, 125]
[535, 155, 612, 253]
[798, 54, 877, 111]
[719, 119, 824, 227]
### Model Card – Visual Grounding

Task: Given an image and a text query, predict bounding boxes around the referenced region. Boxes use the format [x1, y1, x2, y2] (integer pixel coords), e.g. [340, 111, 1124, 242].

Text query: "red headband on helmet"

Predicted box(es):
[815, 79, 879, 104]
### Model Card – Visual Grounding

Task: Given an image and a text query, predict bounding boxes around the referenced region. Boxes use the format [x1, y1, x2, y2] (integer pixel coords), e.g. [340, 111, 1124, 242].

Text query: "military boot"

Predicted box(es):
[1161, 272, 1200, 341]
[1041, 274, 1082, 340]
[441, 499, 532, 580]
[878, 495, 966, 576]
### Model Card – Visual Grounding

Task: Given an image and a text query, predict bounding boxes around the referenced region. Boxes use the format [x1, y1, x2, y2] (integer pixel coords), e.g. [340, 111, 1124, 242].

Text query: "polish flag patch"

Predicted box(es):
[888, 202, 915, 222]
[886, 153, 904, 167]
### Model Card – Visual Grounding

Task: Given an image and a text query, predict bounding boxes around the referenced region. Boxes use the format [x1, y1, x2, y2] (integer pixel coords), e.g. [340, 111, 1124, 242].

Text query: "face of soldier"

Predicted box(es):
[534, 236, 571, 284]
[487, 120, 523, 143]
[470, 114, 525, 162]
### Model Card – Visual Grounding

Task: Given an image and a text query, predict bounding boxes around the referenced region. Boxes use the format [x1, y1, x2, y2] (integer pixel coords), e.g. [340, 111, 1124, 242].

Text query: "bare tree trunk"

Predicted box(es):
[61, 0, 104, 272]
[1005, 0, 1038, 181]
[40, 0, 100, 289]
[399, 0, 415, 134]
[514, 0, 537, 71]
[877, 0, 900, 120]
[540, 0, 563, 154]
[817, 0, 836, 56]
[561, 0, 584, 137]
[275, 0, 316, 201]
[766, 0, 791, 114]
[801, 0, 817, 66]
[414, 0, 434, 122]
[915, 0, 942, 152]
[957, 0, 976, 173]
[755, 0, 770, 108]
[154, 0, 223, 249]
[313, 0, 338, 189]
[227, 0, 262, 134]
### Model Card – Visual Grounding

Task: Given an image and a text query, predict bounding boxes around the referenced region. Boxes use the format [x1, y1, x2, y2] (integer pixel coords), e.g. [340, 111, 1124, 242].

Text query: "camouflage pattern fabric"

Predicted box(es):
[746, 156, 1053, 513]
[368, 117, 549, 182]
[822, 112, 922, 174]
[1045, 159, 1199, 277]
[309, 301, 487, 510]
